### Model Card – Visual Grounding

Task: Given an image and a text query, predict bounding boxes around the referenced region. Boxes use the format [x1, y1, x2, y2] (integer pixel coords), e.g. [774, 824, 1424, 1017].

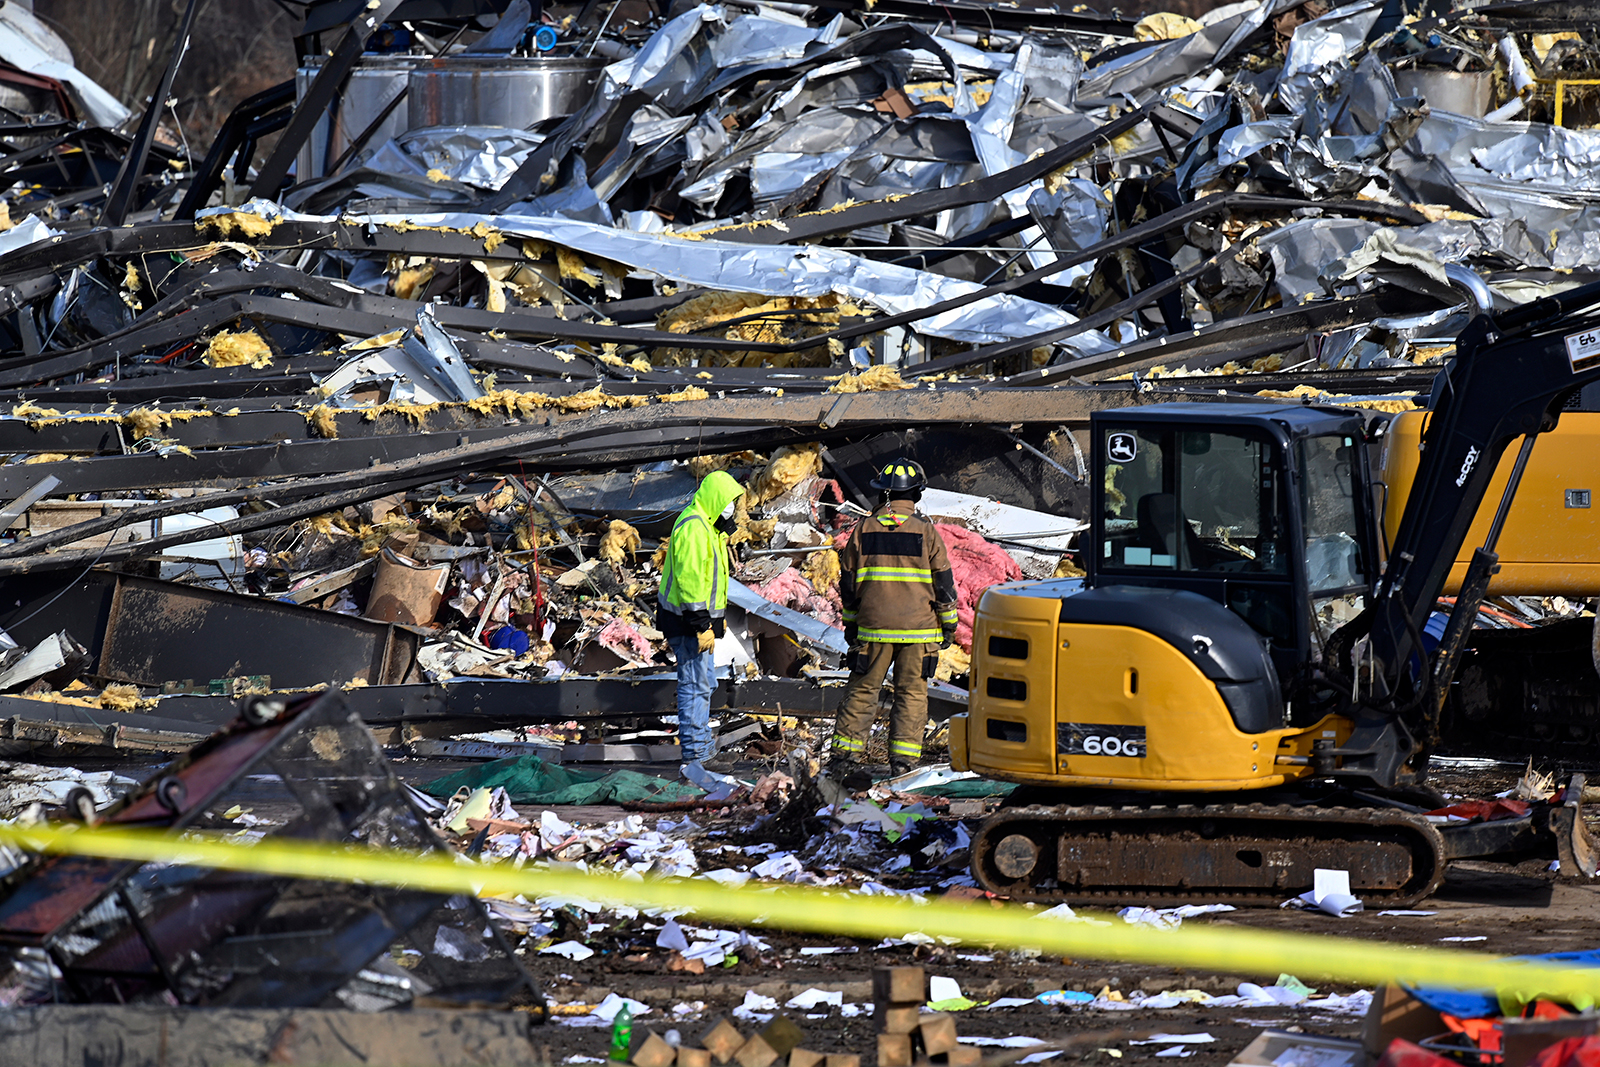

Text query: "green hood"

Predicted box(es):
[692, 469, 744, 519]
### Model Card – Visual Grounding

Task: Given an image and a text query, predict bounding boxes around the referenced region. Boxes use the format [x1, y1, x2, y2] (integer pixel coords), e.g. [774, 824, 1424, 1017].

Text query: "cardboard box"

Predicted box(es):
[1229, 1030, 1365, 1067]
[1362, 986, 1445, 1063]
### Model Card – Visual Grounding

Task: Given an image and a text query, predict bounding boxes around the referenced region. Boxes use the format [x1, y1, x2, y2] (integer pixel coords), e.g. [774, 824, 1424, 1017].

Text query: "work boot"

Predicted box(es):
[888, 758, 915, 778]
[827, 754, 872, 792]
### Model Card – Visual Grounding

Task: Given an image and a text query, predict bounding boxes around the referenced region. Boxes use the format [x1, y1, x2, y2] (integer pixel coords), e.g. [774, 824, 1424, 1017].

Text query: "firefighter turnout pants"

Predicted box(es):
[831, 641, 937, 764]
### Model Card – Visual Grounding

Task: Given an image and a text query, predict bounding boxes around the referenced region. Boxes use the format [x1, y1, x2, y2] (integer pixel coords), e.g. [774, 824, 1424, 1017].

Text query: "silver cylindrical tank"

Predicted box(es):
[294, 55, 421, 180]
[407, 57, 607, 129]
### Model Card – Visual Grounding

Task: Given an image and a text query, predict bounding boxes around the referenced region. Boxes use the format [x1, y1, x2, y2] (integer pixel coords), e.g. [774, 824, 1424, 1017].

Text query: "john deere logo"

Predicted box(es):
[1107, 432, 1138, 463]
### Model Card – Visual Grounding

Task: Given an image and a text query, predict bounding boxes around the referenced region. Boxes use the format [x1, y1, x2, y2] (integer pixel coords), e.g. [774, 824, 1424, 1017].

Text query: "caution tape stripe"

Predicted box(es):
[0, 823, 1590, 1004]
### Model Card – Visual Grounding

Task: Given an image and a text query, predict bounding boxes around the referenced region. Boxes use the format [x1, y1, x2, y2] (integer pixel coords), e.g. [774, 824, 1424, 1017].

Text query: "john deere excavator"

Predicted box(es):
[950, 269, 1600, 906]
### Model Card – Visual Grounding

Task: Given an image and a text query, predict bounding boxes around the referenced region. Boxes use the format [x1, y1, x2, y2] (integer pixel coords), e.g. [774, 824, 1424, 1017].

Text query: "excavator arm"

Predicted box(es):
[1341, 275, 1600, 765]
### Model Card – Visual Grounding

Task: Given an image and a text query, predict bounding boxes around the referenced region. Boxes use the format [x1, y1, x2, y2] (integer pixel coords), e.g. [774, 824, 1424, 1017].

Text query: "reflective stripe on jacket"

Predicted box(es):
[839, 500, 957, 644]
[658, 470, 744, 618]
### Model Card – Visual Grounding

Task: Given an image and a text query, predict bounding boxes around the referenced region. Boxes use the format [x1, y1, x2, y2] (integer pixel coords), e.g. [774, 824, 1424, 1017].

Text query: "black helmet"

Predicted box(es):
[869, 457, 926, 493]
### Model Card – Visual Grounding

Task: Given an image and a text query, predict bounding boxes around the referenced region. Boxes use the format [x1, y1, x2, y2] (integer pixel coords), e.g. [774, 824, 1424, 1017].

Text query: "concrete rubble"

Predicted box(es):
[0, 0, 1598, 1064]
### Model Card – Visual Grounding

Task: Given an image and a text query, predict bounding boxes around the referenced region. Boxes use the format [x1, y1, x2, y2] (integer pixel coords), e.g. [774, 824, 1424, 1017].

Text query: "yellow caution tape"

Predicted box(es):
[0, 821, 1592, 1004]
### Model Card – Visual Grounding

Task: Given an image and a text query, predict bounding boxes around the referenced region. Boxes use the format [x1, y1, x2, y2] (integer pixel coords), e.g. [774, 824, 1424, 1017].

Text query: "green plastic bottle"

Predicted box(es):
[608, 1003, 633, 1062]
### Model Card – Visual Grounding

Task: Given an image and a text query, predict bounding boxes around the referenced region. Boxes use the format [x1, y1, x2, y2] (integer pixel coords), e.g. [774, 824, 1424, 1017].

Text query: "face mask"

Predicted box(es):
[719, 501, 737, 521]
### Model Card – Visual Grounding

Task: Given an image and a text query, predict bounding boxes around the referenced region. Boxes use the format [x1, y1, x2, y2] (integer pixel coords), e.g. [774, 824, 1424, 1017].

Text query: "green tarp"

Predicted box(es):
[423, 754, 703, 805]
[903, 778, 1017, 799]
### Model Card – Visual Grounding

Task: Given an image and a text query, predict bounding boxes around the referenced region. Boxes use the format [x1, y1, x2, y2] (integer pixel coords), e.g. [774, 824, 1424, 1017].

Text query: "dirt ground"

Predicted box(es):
[488, 755, 1600, 1067]
[42, 750, 1598, 1066]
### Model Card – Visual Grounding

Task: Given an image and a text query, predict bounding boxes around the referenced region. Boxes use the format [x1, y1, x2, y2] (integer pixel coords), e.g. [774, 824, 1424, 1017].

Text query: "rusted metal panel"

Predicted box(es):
[97, 574, 419, 690]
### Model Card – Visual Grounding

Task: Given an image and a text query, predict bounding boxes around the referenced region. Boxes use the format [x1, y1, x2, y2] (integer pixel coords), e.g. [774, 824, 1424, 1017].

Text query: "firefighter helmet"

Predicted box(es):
[869, 457, 927, 493]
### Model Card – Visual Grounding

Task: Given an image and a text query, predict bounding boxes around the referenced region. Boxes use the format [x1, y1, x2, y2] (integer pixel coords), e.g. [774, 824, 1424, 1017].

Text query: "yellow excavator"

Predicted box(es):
[949, 270, 1600, 905]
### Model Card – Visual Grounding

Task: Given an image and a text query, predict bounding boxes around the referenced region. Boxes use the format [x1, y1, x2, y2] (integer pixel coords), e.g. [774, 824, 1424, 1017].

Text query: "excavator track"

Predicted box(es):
[971, 803, 1447, 907]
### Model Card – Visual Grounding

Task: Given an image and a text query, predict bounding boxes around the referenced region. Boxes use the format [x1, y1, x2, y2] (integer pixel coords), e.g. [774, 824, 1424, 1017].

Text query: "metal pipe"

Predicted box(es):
[1483, 432, 1538, 552]
[1444, 263, 1493, 315]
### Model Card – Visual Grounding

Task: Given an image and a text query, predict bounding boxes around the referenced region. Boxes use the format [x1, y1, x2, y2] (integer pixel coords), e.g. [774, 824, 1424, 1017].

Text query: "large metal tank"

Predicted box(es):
[407, 56, 606, 129]
[294, 55, 421, 180]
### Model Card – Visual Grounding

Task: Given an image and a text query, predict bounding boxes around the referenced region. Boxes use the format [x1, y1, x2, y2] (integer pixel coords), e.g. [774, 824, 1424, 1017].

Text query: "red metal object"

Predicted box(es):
[0, 62, 76, 121]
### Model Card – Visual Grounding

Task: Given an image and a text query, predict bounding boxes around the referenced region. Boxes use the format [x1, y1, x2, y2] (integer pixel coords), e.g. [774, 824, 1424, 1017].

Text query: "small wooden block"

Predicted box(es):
[633, 1032, 677, 1067]
[679, 1050, 714, 1067]
[878, 1033, 914, 1067]
[702, 1019, 746, 1065]
[826, 1056, 861, 1067]
[736, 1034, 780, 1067]
[761, 1017, 805, 1058]
[789, 1050, 825, 1067]
[918, 1014, 959, 1057]
[938, 1046, 981, 1067]
[874, 1005, 921, 1035]
[872, 966, 926, 1006]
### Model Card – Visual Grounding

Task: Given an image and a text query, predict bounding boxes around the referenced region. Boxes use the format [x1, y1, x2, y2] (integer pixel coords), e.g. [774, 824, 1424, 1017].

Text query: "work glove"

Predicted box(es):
[697, 628, 716, 653]
[940, 627, 955, 650]
[844, 622, 858, 647]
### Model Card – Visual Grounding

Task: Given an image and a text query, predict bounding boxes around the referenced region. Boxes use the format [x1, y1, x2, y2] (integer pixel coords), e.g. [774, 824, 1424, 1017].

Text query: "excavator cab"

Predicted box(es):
[1092, 404, 1377, 690]
[954, 403, 1374, 796]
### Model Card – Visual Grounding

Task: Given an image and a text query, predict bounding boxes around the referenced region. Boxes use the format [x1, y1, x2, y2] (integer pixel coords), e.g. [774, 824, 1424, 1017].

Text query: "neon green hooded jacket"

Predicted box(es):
[658, 470, 744, 620]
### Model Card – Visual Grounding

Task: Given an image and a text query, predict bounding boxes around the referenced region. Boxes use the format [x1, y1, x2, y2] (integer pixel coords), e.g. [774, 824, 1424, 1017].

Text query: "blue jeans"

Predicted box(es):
[667, 633, 716, 763]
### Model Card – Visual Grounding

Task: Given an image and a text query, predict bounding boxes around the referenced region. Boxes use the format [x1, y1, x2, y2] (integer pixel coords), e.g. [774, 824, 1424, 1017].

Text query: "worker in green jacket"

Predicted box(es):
[657, 469, 745, 765]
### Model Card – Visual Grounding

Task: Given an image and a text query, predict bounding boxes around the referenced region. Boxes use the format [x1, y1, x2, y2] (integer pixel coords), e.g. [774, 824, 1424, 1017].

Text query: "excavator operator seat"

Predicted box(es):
[1136, 492, 1201, 571]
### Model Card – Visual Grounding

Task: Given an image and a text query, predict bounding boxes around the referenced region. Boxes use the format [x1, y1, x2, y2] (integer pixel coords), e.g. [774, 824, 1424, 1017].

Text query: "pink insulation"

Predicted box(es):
[596, 617, 655, 665]
[753, 566, 844, 629]
[935, 523, 1021, 650]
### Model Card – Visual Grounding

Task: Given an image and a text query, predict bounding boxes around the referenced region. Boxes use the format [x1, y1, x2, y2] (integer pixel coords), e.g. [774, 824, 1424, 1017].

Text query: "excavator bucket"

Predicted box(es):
[1554, 773, 1600, 880]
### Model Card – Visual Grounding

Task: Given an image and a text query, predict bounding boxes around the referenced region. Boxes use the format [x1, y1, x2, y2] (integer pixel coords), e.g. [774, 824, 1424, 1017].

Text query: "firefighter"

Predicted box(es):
[657, 469, 745, 767]
[831, 457, 958, 777]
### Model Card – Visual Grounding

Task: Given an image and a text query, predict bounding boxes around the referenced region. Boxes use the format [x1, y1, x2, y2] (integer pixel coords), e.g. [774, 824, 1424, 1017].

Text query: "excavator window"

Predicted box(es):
[1101, 428, 1285, 576]
[1298, 435, 1368, 594]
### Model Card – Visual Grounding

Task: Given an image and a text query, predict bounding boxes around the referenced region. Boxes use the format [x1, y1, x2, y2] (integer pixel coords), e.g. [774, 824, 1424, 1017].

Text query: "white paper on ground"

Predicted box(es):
[986, 998, 1036, 1009]
[1130, 1035, 1216, 1045]
[655, 919, 690, 952]
[959, 1037, 1047, 1048]
[700, 868, 752, 887]
[540, 940, 595, 961]
[786, 988, 845, 1009]
[1378, 910, 1436, 917]
[929, 975, 963, 1002]
[1294, 868, 1363, 916]
[592, 994, 651, 1020]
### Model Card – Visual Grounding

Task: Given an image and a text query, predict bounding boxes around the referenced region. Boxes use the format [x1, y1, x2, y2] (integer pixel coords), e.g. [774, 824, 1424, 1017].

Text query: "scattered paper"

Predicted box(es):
[592, 994, 650, 1021]
[655, 919, 690, 952]
[539, 939, 595, 961]
[1287, 868, 1363, 916]
[786, 988, 845, 1010]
